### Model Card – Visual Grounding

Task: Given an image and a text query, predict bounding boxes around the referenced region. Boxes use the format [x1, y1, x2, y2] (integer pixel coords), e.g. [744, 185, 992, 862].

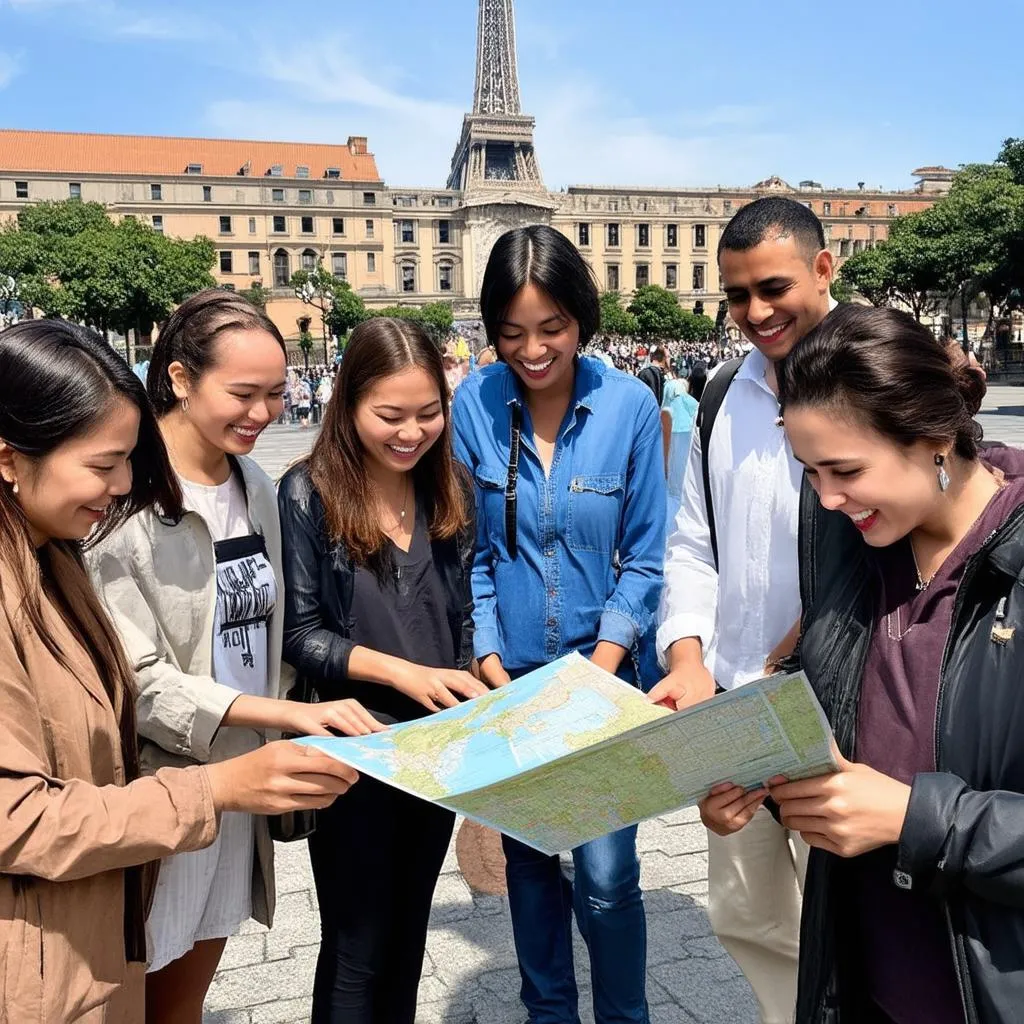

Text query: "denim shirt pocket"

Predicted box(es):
[566, 473, 625, 553]
[473, 464, 508, 551]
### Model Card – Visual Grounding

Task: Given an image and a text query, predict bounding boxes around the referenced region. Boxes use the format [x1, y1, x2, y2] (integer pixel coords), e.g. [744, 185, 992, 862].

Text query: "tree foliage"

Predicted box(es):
[368, 301, 455, 345]
[324, 280, 369, 339]
[0, 199, 215, 338]
[625, 285, 715, 341]
[599, 291, 638, 336]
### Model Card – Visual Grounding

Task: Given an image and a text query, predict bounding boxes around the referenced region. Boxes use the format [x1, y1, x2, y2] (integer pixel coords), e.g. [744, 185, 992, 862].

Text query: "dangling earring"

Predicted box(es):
[935, 453, 950, 492]
[11, 481, 18, 495]
[181, 396, 190, 414]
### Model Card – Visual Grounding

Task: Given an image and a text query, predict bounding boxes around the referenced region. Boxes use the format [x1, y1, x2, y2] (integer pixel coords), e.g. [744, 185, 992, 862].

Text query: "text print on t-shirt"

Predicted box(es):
[213, 534, 277, 696]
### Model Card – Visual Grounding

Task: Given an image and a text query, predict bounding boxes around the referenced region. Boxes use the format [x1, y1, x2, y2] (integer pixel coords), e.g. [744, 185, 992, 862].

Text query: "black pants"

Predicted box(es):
[307, 774, 455, 1024]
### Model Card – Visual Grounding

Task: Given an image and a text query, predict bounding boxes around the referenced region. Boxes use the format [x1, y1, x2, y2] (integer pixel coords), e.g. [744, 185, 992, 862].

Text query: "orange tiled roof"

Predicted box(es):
[0, 129, 382, 182]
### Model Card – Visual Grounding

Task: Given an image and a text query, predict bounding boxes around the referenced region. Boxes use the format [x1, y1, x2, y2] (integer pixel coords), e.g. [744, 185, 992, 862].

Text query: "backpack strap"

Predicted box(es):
[695, 356, 744, 569]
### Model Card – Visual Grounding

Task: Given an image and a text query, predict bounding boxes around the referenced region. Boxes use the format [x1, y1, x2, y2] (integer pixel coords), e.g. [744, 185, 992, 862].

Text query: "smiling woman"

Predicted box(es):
[86, 290, 382, 1024]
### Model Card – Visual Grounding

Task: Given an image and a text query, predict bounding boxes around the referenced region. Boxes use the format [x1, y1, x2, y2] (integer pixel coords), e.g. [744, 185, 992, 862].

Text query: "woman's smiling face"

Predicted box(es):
[496, 282, 580, 395]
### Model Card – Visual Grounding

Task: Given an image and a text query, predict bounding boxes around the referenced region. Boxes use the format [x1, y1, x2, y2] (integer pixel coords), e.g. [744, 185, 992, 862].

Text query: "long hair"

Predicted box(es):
[778, 304, 986, 459]
[0, 319, 182, 780]
[148, 288, 286, 415]
[308, 317, 468, 566]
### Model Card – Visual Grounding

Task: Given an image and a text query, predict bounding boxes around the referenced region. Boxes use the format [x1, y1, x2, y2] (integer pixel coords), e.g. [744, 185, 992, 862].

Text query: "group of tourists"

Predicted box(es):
[1, 195, 1022, 1024]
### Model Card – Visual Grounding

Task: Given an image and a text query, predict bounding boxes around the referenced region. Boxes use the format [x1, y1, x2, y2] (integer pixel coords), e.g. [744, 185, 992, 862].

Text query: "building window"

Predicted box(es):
[301, 249, 317, 271]
[248, 217, 256, 234]
[272, 215, 286, 233]
[396, 195, 414, 207]
[888, 204, 898, 217]
[150, 183, 162, 201]
[692, 264, 706, 291]
[332, 218, 345, 235]
[666, 223, 678, 248]
[665, 264, 678, 290]
[839, 239, 851, 257]
[186, 163, 203, 175]
[399, 220, 415, 244]
[437, 196, 454, 207]
[296, 165, 310, 179]
[637, 223, 650, 248]
[325, 167, 341, 179]
[607, 223, 620, 247]
[823, 201, 832, 216]
[638, 200, 649, 212]
[152, 215, 164, 232]
[331, 252, 348, 279]
[694, 224, 707, 249]
[219, 215, 232, 234]
[365, 219, 375, 239]
[723, 200, 732, 213]
[438, 219, 451, 244]
[635, 264, 650, 289]
[608, 198, 619, 212]
[69, 182, 81, 199]
[15, 181, 28, 199]
[248, 251, 260, 275]
[367, 253, 376, 273]
[606, 264, 620, 291]
[401, 262, 416, 292]
[298, 189, 312, 205]
[577, 223, 590, 247]
[363, 192, 376, 205]
[272, 188, 285, 203]
[219, 251, 233, 273]
[203, 185, 213, 203]
[439, 262, 453, 291]
[301, 216, 314, 234]
[273, 249, 290, 286]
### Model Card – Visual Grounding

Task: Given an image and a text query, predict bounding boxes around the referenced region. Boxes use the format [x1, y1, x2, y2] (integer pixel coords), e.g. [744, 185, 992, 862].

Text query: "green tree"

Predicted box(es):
[325, 279, 369, 341]
[297, 328, 314, 370]
[840, 245, 894, 307]
[365, 302, 455, 346]
[238, 280, 271, 311]
[677, 310, 716, 341]
[830, 277, 853, 304]
[628, 285, 686, 339]
[291, 261, 342, 363]
[599, 291, 638, 336]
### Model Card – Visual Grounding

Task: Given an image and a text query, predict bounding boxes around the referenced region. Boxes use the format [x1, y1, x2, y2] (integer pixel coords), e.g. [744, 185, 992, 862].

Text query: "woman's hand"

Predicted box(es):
[699, 782, 768, 836]
[205, 740, 359, 815]
[281, 699, 386, 738]
[477, 653, 512, 688]
[392, 662, 490, 711]
[769, 749, 911, 858]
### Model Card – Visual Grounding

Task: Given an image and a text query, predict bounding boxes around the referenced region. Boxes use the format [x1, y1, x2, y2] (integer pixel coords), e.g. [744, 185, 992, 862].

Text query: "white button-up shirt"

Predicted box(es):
[656, 347, 802, 690]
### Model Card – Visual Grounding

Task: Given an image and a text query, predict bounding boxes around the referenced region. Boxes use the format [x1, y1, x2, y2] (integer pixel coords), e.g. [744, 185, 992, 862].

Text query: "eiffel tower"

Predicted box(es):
[447, 0, 546, 196]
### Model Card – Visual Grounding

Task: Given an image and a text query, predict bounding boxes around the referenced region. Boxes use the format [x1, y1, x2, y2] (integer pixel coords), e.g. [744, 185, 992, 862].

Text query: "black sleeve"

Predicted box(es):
[277, 468, 356, 699]
[455, 467, 476, 671]
[899, 772, 1024, 910]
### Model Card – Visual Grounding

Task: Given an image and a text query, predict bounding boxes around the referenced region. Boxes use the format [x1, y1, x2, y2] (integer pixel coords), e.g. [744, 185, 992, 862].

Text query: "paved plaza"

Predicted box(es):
[202, 385, 1024, 1024]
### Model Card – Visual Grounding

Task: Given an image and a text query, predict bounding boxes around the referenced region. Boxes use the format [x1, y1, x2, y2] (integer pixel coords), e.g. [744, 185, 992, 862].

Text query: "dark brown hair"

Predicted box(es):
[148, 288, 286, 415]
[308, 317, 468, 565]
[0, 319, 184, 775]
[778, 304, 986, 459]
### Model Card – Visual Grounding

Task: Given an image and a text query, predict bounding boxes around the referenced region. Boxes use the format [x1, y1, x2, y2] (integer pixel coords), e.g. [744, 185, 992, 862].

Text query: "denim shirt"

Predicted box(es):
[452, 356, 666, 676]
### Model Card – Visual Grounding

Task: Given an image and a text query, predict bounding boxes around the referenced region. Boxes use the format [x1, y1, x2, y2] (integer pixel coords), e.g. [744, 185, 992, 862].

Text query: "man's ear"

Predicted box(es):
[814, 248, 835, 292]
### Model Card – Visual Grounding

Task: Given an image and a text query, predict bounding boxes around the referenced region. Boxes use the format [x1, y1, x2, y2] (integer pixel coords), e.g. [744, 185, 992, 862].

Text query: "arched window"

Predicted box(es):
[401, 261, 416, 293]
[301, 248, 317, 272]
[273, 249, 290, 287]
[438, 260, 454, 292]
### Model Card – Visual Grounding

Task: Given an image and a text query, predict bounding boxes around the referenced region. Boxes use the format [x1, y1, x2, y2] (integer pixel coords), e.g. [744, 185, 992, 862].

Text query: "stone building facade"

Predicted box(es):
[0, 0, 952, 341]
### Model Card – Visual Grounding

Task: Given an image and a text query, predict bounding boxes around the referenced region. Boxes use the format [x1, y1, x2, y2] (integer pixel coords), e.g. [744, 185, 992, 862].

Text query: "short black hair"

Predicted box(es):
[718, 197, 826, 263]
[480, 225, 600, 349]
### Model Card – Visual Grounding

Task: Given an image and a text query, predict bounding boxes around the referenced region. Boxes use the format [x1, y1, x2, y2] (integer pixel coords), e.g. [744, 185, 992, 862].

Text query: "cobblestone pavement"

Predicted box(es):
[202, 386, 1024, 1023]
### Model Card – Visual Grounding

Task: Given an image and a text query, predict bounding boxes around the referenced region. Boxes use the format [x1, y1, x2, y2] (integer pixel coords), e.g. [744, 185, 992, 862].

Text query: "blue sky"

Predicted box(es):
[1, 0, 1020, 192]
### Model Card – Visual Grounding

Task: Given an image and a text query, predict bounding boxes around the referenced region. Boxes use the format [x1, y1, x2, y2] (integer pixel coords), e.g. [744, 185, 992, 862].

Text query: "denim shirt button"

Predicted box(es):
[544, 548, 555, 557]
[546, 618, 556, 626]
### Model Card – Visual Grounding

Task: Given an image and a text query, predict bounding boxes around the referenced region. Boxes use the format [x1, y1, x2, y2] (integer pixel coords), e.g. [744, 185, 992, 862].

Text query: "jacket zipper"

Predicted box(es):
[932, 508, 1024, 1024]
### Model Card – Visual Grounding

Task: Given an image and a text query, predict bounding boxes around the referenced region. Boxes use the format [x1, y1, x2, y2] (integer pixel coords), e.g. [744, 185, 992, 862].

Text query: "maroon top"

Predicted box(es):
[855, 470, 1024, 1023]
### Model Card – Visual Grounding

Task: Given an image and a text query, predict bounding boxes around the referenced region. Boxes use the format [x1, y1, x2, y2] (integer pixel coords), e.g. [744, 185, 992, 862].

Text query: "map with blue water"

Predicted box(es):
[298, 652, 836, 854]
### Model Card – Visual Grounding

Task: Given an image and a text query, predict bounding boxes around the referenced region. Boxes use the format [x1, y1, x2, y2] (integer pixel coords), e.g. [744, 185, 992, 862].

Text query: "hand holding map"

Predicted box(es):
[297, 652, 838, 855]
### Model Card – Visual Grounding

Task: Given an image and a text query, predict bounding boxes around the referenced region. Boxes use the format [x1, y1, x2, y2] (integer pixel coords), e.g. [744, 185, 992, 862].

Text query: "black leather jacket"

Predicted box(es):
[277, 462, 475, 701]
[794, 457, 1024, 1024]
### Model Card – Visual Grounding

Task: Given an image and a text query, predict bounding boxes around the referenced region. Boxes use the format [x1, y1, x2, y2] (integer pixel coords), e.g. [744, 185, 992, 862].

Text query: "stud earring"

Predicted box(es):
[935, 453, 950, 493]
[12, 481, 18, 495]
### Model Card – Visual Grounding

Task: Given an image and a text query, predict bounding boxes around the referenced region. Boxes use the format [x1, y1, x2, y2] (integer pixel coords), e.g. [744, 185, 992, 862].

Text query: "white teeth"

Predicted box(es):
[756, 323, 789, 338]
[850, 509, 876, 523]
[389, 444, 418, 454]
[522, 358, 553, 372]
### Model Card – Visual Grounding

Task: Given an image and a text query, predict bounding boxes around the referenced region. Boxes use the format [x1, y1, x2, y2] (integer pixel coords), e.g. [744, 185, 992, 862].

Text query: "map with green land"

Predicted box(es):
[299, 653, 837, 854]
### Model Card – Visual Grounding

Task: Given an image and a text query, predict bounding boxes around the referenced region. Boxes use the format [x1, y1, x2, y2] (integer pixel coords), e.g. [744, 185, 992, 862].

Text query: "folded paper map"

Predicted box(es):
[297, 652, 837, 855]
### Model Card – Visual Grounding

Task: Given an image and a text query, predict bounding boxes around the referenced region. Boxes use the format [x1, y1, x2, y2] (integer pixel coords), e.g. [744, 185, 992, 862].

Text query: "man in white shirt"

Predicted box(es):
[651, 197, 835, 1024]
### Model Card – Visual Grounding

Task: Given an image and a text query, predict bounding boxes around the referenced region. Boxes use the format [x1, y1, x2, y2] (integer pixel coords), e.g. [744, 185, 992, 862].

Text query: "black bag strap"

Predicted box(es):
[505, 404, 523, 559]
[696, 356, 744, 570]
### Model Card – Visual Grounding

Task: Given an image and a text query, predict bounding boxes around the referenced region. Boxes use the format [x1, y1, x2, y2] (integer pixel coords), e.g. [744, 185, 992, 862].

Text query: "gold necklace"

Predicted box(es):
[379, 476, 410, 532]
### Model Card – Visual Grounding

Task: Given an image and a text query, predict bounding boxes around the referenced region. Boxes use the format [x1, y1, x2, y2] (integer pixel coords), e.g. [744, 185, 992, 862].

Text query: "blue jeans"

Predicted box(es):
[502, 827, 650, 1024]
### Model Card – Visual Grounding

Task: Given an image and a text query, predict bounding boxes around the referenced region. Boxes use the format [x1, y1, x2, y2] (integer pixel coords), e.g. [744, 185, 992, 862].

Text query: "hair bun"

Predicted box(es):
[945, 341, 986, 417]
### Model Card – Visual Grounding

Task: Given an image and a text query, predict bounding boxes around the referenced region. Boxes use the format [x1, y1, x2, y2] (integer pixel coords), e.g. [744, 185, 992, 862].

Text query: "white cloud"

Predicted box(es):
[114, 14, 205, 40]
[0, 50, 23, 89]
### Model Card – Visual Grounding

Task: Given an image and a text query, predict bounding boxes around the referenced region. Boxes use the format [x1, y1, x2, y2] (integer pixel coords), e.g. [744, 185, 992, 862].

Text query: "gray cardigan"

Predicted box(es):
[87, 455, 286, 928]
